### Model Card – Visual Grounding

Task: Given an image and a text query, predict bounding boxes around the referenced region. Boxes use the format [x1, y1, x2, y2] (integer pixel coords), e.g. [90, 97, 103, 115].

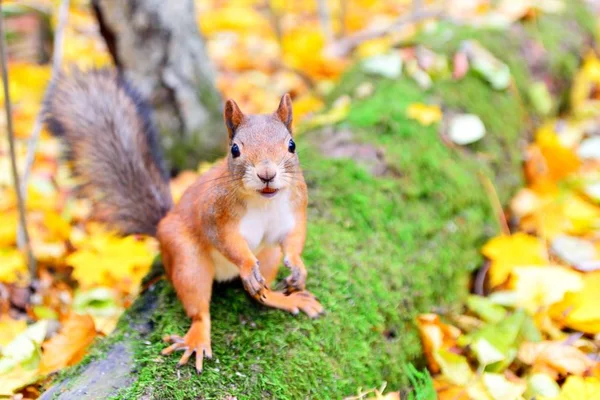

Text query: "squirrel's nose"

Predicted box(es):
[257, 170, 276, 183]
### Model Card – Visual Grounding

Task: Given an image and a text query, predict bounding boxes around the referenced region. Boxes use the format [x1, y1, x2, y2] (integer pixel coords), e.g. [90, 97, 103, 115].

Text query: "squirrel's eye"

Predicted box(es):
[288, 139, 296, 153]
[231, 143, 241, 158]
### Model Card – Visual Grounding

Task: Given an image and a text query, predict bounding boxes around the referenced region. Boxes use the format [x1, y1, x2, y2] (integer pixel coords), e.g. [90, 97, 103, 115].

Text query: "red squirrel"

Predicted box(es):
[44, 69, 324, 373]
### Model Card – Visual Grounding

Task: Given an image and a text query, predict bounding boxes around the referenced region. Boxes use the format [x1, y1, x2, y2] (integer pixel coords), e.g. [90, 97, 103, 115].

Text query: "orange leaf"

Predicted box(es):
[416, 314, 461, 373]
[39, 313, 97, 375]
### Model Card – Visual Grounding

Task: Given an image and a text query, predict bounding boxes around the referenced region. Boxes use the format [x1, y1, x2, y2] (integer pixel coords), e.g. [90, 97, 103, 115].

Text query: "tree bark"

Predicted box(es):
[92, 0, 224, 170]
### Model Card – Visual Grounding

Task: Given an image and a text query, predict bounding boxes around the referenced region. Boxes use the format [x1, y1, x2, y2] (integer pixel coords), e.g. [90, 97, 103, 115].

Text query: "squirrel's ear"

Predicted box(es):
[274, 93, 293, 133]
[224, 99, 245, 140]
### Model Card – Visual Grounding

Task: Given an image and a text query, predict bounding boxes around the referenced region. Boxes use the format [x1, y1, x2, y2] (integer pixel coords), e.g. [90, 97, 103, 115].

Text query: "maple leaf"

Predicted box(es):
[65, 227, 157, 291]
[39, 313, 97, 375]
[481, 233, 547, 287]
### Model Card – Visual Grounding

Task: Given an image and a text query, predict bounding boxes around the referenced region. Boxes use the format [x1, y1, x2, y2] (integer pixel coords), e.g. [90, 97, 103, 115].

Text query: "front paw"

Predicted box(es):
[282, 258, 307, 293]
[241, 263, 267, 297]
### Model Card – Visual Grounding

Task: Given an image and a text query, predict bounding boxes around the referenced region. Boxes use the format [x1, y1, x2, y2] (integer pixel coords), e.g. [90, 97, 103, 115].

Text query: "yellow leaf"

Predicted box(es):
[406, 103, 442, 126]
[43, 211, 72, 241]
[511, 266, 583, 313]
[552, 271, 600, 333]
[199, 6, 272, 37]
[482, 233, 547, 287]
[0, 249, 27, 283]
[563, 195, 600, 235]
[0, 212, 17, 246]
[39, 313, 97, 375]
[518, 341, 595, 377]
[292, 94, 325, 122]
[303, 96, 351, 131]
[0, 317, 27, 347]
[66, 230, 156, 291]
[571, 51, 600, 116]
[548, 376, 600, 400]
[282, 27, 347, 80]
[0, 365, 39, 397]
[356, 37, 395, 59]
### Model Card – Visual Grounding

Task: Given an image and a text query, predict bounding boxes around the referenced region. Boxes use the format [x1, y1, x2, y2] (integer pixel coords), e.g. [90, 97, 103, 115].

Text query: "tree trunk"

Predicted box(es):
[41, 3, 595, 399]
[92, 0, 224, 170]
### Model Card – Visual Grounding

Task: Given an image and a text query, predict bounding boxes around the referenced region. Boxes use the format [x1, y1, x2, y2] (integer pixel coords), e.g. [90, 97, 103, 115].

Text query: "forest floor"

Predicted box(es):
[1, 1, 600, 399]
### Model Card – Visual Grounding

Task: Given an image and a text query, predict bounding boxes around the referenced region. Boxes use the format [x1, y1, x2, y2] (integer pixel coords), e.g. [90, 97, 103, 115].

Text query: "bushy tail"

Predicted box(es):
[44, 68, 173, 236]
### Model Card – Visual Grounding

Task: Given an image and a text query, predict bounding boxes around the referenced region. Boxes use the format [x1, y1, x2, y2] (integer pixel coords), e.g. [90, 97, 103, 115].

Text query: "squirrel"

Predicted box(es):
[44, 68, 324, 373]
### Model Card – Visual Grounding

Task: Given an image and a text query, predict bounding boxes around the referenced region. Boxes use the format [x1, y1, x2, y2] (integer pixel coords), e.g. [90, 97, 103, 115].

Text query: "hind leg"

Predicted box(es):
[158, 216, 214, 373]
[257, 246, 282, 288]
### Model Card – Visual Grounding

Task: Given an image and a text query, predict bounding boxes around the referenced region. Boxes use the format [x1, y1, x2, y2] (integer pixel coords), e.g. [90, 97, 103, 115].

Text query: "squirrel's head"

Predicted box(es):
[224, 94, 299, 200]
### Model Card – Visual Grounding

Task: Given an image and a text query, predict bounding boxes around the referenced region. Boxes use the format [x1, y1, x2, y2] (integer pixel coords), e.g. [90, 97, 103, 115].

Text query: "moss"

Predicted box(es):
[45, 5, 594, 399]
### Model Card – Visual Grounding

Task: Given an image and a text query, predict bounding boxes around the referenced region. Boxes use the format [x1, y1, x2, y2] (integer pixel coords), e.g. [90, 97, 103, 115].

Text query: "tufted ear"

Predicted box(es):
[224, 99, 245, 140]
[274, 93, 293, 133]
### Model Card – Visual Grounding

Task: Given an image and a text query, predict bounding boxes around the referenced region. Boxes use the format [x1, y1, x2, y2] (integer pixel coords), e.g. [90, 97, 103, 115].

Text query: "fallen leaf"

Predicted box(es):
[448, 114, 486, 145]
[551, 235, 597, 270]
[39, 313, 96, 375]
[550, 376, 600, 400]
[406, 103, 442, 126]
[0, 365, 39, 397]
[0, 249, 27, 283]
[525, 373, 561, 398]
[482, 233, 547, 287]
[416, 314, 462, 373]
[0, 212, 18, 246]
[553, 271, 600, 333]
[512, 266, 583, 313]
[518, 340, 595, 377]
[0, 320, 47, 374]
[466, 295, 507, 324]
[434, 348, 473, 386]
[0, 316, 27, 347]
[482, 372, 526, 400]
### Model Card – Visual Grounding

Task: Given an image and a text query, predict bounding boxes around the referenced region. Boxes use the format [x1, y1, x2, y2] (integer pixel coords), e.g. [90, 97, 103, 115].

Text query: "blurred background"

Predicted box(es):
[2, 0, 600, 399]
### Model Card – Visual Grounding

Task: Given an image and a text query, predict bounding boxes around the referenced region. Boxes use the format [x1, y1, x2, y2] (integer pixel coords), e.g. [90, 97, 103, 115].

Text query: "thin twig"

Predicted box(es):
[21, 0, 69, 197]
[325, 8, 442, 58]
[0, 2, 36, 276]
[478, 172, 511, 236]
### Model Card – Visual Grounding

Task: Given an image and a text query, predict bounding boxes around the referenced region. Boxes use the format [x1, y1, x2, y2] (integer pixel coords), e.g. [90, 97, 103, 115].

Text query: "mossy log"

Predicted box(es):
[42, 5, 594, 399]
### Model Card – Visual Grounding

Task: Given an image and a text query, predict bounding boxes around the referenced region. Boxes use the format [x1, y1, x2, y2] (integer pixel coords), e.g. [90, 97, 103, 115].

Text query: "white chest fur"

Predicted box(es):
[211, 191, 296, 282]
[239, 191, 296, 251]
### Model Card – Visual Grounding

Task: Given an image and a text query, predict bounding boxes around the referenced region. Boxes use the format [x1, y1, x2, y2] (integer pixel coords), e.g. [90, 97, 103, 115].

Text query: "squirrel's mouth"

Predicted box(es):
[258, 187, 278, 198]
